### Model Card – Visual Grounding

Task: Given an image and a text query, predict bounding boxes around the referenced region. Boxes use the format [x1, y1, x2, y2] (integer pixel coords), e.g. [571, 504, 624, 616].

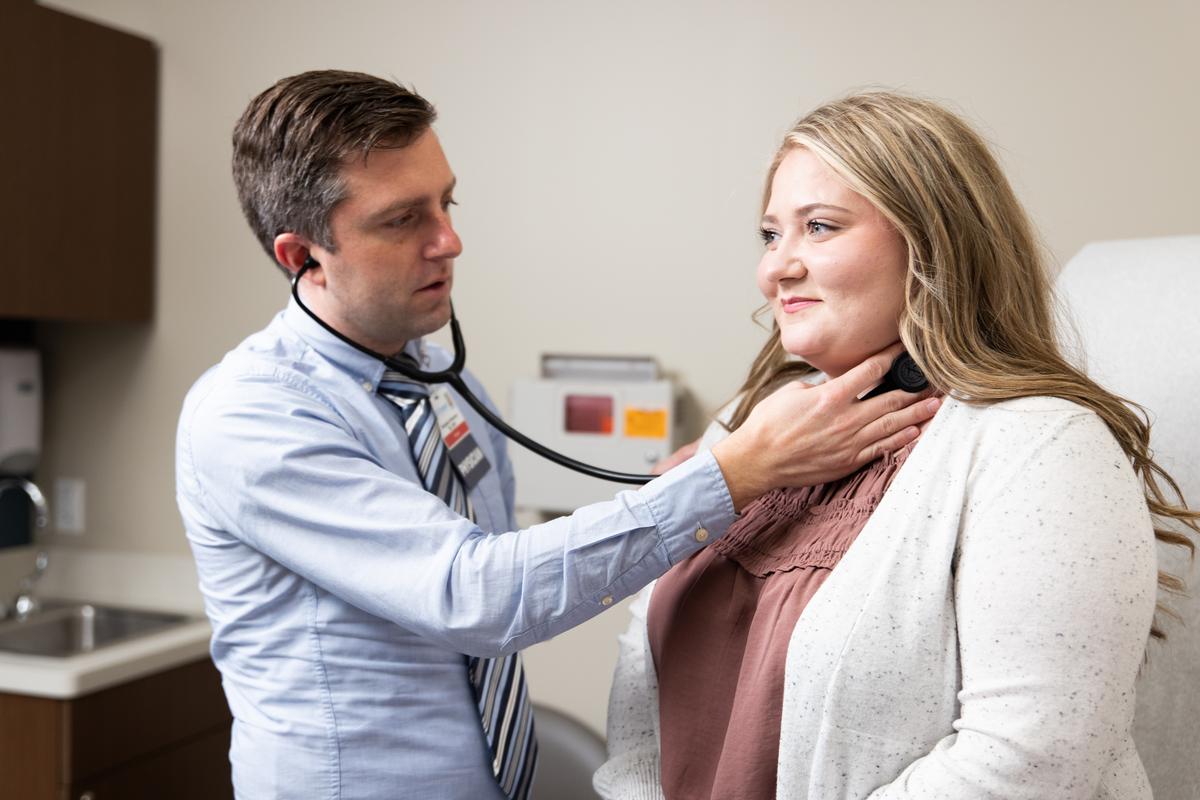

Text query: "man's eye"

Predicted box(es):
[758, 227, 780, 246]
[388, 214, 416, 228]
[443, 197, 459, 210]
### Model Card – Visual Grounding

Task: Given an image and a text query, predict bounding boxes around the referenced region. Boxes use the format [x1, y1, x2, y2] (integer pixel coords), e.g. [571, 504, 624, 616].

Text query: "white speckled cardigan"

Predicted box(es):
[595, 396, 1158, 800]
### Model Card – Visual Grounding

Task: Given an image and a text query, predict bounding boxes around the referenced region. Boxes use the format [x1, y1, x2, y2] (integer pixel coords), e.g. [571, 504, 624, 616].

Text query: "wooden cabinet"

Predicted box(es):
[0, 658, 233, 800]
[0, 1, 158, 322]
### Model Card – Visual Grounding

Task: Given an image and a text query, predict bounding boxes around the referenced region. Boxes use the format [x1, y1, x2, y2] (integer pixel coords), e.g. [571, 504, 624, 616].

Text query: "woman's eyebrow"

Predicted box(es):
[762, 203, 853, 224]
[792, 202, 852, 217]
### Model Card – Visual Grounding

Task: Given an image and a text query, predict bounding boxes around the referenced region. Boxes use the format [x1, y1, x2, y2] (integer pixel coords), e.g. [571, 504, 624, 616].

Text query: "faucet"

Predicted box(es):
[0, 479, 50, 621]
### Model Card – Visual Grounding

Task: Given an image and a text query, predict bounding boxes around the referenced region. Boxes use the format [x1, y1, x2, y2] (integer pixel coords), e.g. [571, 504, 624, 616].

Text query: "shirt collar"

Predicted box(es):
[282, 297, 428, 391]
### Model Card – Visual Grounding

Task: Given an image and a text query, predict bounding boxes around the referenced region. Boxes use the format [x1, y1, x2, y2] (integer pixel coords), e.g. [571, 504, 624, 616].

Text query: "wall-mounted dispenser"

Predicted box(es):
[0, 349, 41, 475]
[0, 348, 42, 549]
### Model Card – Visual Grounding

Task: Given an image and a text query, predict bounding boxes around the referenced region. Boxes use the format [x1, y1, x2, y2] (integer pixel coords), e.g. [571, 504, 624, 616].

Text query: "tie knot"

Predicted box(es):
[391, 352, 422, 371]
[379, 376, 429, 400]
[379, 354, 430, 400]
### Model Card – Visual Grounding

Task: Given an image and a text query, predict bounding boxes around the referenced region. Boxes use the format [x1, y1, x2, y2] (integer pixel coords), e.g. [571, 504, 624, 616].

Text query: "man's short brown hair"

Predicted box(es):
[232, 70, 437, 271]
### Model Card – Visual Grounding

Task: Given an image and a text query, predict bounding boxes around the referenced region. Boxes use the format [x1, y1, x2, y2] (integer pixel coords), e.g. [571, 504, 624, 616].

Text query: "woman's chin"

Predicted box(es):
[780, 338, 834, 374]
[783, 349, 857, 379]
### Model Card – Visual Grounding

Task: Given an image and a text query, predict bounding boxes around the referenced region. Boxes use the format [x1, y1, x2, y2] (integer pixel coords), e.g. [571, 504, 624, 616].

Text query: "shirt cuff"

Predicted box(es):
[638, 449, 738, 566]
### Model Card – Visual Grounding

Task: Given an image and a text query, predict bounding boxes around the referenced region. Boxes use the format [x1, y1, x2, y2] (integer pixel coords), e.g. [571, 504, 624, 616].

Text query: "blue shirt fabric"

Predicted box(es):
[175, 299, 738, 800]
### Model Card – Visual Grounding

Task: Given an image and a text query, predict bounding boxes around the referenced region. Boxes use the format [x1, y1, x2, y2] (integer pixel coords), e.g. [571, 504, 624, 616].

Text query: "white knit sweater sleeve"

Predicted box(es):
[867, 409, 1157, 799]
[593, 583, 665, 800]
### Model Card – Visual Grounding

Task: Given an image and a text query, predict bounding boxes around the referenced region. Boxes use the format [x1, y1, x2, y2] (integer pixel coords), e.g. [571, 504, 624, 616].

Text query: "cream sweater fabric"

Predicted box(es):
[595, 396, 1157, 800]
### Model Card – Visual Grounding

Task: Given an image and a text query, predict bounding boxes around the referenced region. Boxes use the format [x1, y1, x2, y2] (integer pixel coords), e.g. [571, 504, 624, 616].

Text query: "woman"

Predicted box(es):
[594, 92, 1198, 799]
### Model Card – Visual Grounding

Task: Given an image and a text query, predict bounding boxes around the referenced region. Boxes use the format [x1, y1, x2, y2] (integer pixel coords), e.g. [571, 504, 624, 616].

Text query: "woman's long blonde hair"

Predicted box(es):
[728, 91, 1196, 639]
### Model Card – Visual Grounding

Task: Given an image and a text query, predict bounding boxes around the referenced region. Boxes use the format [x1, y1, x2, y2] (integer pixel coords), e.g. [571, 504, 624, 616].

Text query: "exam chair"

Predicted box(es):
[530, 703, 608, 800]
[1056, 235, 1200, 800]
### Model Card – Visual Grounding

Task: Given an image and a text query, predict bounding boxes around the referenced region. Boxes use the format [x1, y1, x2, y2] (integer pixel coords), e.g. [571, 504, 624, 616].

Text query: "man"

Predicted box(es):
[176, 70, 937, 799]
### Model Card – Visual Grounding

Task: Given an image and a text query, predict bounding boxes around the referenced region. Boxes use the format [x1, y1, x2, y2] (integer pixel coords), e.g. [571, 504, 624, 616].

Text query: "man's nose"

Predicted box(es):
[425, 215, 463, 260]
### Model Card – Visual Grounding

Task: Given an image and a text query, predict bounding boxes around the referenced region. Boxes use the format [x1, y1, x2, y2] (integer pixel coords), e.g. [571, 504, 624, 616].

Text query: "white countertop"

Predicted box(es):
[0, 616, 212, 699]
[0, 547, 214, 699]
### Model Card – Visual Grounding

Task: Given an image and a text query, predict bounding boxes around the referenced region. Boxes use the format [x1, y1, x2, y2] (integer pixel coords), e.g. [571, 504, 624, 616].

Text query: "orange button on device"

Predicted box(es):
[624, 408, 668, 439]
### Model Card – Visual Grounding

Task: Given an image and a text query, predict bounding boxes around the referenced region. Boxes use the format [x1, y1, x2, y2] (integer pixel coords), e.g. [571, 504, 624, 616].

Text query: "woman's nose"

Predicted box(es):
[765, 240, 807, 283]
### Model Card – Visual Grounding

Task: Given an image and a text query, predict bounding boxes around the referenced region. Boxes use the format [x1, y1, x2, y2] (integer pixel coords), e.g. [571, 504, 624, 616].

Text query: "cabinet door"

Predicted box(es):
[66, 659, 231, 782]
[0, 659, 233, 799]
[0, 4, 157, 322]
[67, 726, 232, 800]
[0, 691, 64, 800]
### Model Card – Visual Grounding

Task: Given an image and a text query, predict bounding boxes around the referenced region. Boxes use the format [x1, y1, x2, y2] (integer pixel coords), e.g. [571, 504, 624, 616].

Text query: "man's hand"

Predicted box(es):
[711, 343, 940, 511]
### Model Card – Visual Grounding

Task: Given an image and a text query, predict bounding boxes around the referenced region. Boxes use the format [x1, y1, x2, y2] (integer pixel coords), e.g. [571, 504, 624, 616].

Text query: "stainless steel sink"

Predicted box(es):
[0, 603, 193, 657]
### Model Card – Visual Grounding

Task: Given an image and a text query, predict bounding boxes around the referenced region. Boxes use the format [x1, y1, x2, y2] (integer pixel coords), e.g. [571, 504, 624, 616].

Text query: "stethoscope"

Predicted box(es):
[292, 258, 657, 485]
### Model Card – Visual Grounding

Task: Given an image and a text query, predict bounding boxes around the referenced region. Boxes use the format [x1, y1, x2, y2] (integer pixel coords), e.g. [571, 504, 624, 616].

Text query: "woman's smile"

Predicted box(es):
[780, 296, 821, 313]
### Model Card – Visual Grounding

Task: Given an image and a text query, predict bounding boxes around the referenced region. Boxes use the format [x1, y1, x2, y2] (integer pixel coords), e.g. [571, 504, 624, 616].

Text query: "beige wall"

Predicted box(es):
[23, 0, 1200, 733]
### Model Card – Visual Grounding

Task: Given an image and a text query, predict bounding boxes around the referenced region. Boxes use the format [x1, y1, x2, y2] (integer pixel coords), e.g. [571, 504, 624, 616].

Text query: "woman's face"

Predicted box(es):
[757, 147, 908, 378]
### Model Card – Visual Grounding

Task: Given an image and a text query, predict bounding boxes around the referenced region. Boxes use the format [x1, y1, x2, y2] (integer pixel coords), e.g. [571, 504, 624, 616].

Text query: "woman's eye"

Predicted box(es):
[806, 220, 835, 236]
[758, 227, 780, 246]
[443, 197, 458, 211]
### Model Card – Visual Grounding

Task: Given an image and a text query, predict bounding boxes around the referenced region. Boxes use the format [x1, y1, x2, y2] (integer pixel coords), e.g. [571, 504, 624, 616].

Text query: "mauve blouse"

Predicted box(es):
[647, 442, 916, 800]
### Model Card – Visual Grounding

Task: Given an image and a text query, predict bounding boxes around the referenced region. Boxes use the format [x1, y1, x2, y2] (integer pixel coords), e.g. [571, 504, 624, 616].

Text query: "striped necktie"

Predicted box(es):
[378, 367, 538, 799]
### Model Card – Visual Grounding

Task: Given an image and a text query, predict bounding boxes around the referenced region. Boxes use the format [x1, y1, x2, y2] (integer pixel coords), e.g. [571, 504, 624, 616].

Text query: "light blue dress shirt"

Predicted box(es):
[175, 300, 738, 800]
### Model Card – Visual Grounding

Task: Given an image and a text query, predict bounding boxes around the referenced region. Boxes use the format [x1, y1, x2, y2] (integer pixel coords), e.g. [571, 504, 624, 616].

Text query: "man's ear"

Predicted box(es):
[273, 233, 323, 284]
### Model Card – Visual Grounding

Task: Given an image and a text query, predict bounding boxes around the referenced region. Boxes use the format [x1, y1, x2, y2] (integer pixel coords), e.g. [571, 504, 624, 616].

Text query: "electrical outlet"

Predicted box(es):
[54, 478, 86, 535]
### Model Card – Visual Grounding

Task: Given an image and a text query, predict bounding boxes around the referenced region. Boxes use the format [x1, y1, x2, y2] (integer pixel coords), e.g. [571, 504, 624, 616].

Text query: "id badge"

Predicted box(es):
[428, 386, 492, 490]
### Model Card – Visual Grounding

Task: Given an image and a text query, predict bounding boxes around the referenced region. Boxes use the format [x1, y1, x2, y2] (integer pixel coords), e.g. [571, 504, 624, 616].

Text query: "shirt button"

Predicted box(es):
[362, 381, 372, 391]
[600, 595, 614, 607]
[695, 527, 709, 542]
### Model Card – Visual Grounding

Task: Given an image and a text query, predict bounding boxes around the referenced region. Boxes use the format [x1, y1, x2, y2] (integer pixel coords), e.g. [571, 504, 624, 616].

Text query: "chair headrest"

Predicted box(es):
[1056, 235, 1200, 513]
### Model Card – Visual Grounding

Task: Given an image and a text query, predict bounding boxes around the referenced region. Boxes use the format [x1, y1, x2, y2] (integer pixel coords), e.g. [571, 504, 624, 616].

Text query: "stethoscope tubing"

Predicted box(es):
[291, 262, 656, 485]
